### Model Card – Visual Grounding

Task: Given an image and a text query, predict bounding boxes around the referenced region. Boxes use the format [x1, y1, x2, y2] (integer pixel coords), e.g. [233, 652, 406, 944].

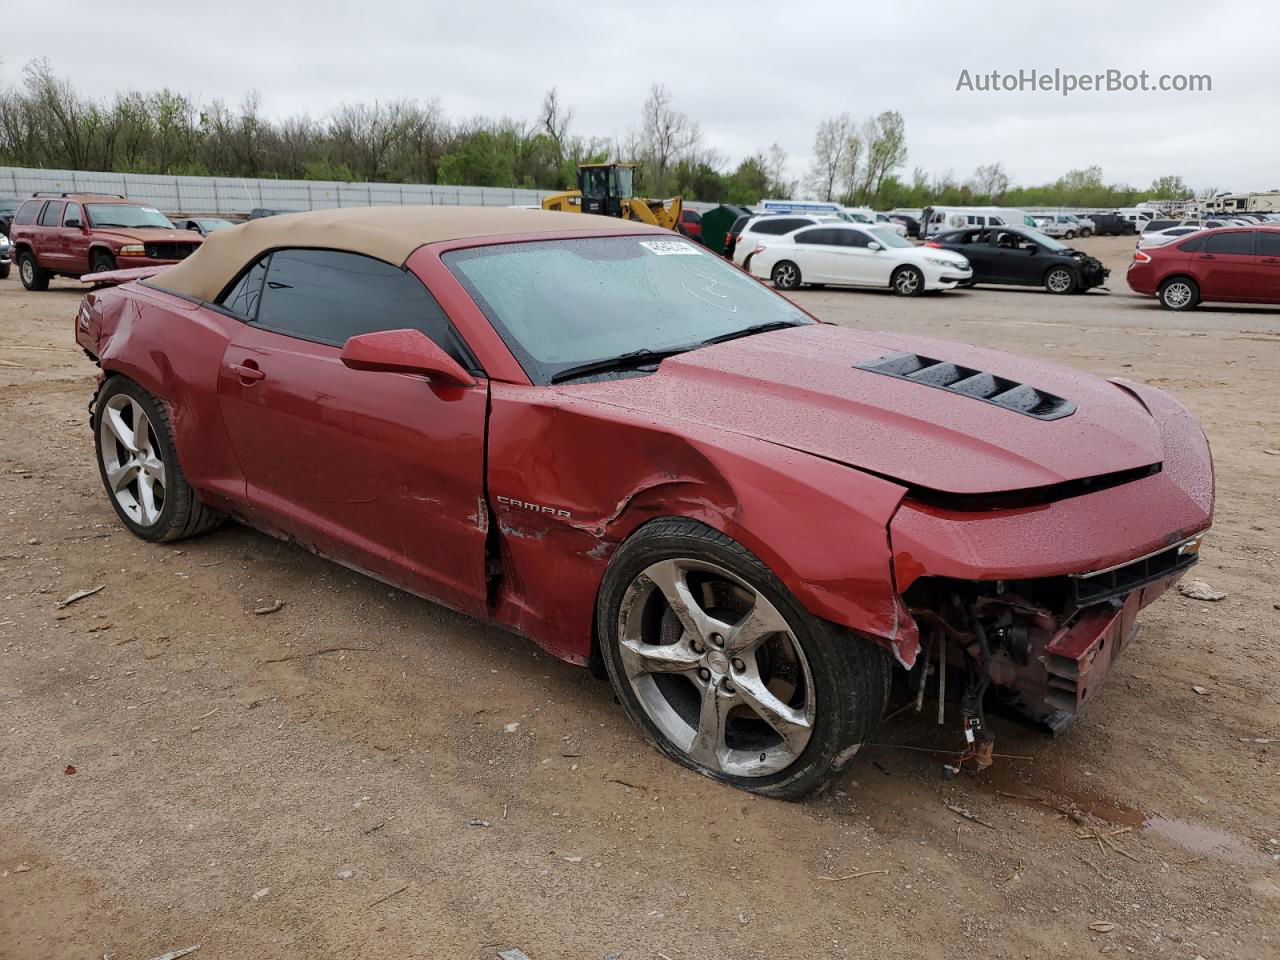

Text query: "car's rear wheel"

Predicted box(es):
[1044, 266, 1078, 294]
[597, 519, 890, 800]
[18, 250, 49, 291]
[90, 249, 117, 275]
[1080, 227, 1093, 237]
[94, 377, 225, 542]
[1158, 277, 1199, 311]
[891, 265, 924, 296]
[771, 260, 801, 290]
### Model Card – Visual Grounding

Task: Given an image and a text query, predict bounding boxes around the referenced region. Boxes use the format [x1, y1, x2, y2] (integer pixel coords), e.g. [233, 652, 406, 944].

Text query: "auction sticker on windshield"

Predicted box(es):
[639, 239, 702, 256]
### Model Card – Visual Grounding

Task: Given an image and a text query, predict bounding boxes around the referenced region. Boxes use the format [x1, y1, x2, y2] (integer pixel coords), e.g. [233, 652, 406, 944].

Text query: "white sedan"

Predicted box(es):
[746, 223, 971, 296]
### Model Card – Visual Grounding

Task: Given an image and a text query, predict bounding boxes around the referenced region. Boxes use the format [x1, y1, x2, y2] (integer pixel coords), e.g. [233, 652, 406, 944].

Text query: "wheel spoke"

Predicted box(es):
[643, 561, 729, 643]
[103, 405, 137, 453]
[687, 679, 728, 768]
[723, 594, 790, 655]
[733, 673, 812, 757]
[618, 637, 702, 677]
[140, 453, 165, 487]
[106, 459, 139, 492]
[137, 471, 160, 524]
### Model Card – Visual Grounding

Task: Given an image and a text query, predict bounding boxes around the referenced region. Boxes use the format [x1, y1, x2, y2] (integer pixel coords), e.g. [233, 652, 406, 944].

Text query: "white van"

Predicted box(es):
[921, 206, 1035, 238]
[1116, 207, 1158, 228]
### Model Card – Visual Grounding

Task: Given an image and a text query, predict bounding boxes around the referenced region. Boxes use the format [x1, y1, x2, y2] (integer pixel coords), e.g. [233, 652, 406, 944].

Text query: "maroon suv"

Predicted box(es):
[8, 193, 201, 291]
[1127, 225, 1280, 309]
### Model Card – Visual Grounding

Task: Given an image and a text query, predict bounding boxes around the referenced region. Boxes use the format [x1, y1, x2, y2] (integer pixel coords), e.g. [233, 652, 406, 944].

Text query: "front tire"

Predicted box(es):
[18, 250, 49, 291]
[891, 265, 924, 296]
[1044, 266, 1078, 294]
[90, 249, 117, 275]
[597, 519, 891, 800]
[1158, 277, 1199, 311]
[94, 377, 225, 542]
[1064, 230, 1077, 240]
[771, 260, 801, 290]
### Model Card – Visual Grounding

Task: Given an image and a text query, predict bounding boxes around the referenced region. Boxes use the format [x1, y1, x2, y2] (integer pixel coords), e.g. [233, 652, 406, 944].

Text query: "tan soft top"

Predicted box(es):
[153, 205, 659, 302]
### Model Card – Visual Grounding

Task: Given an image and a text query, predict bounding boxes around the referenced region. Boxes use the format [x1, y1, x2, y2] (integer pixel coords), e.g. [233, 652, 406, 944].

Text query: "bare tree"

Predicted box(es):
[855, 111, 907, 206]
[806, 114, 852, 201]
[970, 161, 1010, 201]
[538, 87, 572, 158]
[638, 84, 700, 195]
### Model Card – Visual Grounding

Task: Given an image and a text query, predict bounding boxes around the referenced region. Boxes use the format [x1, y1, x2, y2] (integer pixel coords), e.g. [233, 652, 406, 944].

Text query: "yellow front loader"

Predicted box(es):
[541, 162, 683, 231]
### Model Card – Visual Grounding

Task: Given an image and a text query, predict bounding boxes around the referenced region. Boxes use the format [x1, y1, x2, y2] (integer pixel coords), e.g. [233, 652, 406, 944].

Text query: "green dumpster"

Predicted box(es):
[700, 204, 754, 257]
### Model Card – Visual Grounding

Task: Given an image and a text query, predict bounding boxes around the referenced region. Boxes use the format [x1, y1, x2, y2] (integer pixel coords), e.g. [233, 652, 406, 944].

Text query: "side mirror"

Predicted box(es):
[340, 329, 476, 387]
[867, 241, 882, 251]
[65, 218, 81, 229]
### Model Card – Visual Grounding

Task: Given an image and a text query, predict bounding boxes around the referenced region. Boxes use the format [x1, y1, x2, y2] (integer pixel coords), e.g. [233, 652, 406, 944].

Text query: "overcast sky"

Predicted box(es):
[5, 0, 1276, 193]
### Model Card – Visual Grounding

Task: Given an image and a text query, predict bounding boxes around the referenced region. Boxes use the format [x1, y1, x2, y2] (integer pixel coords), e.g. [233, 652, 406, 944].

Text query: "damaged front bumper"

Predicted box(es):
[885, 379, 1213, 745]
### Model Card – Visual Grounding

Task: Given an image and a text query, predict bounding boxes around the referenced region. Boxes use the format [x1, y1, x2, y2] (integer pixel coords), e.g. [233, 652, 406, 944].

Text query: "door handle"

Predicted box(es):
[1199, 254, 1216, 260]
[1262, 257, 1279, 264]
[230, 361, 266, 384]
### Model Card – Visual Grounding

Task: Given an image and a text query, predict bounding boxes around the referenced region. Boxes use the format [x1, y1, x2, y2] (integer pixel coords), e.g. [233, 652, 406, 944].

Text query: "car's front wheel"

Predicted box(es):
[1064, 230, 1077, 239]
[1158, 276, 1199, 311]
[18, 250, 49, 291]
[1044, 266, 1078, 294]
[770, 260, 801, 290]
[891, 265, 924, 296]
[90, 249, 117, 275]
[94, 377, 225, 542]
[597, 519, 890, 800]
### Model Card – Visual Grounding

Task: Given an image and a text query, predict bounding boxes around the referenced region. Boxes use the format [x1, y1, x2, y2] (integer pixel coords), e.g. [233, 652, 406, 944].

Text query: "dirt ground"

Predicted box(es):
[1, 235, 1277, 960]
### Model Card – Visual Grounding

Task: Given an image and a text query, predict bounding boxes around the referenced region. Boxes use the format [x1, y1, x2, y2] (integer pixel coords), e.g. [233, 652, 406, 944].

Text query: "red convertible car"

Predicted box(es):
[75, 207, 1214, 798]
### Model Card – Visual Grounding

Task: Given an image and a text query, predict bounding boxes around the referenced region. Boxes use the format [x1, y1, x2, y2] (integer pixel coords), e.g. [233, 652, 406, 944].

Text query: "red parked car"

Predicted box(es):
[75, 207, 1213, 798]
[9, 192, 201, 291]
[677, 208, 703, 243]
[1127, 225, 1280, 309]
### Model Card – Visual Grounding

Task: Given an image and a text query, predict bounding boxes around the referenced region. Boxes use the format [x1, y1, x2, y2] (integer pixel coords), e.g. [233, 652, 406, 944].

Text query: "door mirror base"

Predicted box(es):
[340, 329, 476, 387]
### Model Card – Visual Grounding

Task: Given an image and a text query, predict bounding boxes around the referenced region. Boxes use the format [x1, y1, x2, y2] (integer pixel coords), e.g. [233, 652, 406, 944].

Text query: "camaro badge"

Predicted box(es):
[495, 495, 572, 518]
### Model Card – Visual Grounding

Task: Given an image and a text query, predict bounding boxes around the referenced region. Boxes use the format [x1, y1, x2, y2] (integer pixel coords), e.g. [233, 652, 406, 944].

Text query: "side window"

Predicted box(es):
[252, 249, 473, 365]
[840, 230, 873, 248]
[793, 228, 834, 245]
[1258, 232, 1280, 257]
[1204, 231, 1255, 255]
[1178, 235, 1206, 253]
[63, 203, 83, 227]
[14, 200, 41, 226]
[989, 216, 1005, 225]
[218, 255, 270, 319]
[38, 201, 65, 226]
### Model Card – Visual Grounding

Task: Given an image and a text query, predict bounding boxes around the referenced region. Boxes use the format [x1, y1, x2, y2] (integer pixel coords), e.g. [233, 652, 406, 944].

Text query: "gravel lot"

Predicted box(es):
[1, 235, 1277, 959]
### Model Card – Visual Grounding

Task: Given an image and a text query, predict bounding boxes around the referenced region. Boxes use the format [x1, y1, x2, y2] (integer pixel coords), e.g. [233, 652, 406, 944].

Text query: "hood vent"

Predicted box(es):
[857, 352, 1076, 421]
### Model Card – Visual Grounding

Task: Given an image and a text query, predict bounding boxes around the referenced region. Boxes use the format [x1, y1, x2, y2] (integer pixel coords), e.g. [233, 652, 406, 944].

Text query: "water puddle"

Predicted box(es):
[1144, 817, 1274, 869]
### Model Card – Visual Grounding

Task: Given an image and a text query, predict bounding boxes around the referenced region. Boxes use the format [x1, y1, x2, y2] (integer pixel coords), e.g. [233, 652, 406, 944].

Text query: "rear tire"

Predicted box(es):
[771, 260, 801, 290]
[1044, 266, 1078, 294]
[90, 249, 117, 275]
[94, 377, 226, 542]
[597, 518, 891, 800]
[891, 265, 924, 296]
[1158, 277, 1199, 311]
[18, 250, 49, 291]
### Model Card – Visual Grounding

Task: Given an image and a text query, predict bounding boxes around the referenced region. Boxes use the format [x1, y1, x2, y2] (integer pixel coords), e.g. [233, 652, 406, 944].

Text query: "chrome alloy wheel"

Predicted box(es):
[772, 263, 798, 288]
[20, 257, 34, 286]
[1163, 281, 1194, 308]
[98, 393, 167, 526]
[617, 558, 816, 777]
[894, 269, 921, 294]
[1046, 268, 1073, 293]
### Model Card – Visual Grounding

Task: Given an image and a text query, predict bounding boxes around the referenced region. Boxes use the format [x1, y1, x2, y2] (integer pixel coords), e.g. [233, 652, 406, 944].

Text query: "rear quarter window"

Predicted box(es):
[14, 200, 41, 226]
[1177, 235, 1206, 253]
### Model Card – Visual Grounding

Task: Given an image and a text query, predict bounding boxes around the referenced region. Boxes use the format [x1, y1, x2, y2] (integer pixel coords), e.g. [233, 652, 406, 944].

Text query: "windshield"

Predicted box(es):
[1019, 228, 1069, 251]
[444, 235, 812, 384]
[197, 219, 234, 232]
[868, 226, 912, 248]
[0, 199, 18, 214]
[610, 166, 634, 199]
[86, 204, 173, 229]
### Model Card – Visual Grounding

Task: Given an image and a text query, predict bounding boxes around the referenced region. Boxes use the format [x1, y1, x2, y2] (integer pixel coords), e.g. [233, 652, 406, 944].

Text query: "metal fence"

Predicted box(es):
[0, 166, 558, 216]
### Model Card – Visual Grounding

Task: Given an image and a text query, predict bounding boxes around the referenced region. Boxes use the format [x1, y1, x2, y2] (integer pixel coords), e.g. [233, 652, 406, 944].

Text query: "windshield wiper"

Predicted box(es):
[550, 347, 690, 384]
[701, 320, 804, 346]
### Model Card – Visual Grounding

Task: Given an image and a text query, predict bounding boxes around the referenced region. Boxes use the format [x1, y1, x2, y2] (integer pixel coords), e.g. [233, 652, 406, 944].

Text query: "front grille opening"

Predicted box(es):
[1071, 543, 1199, 606]
[858, 352, 1077, 421]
